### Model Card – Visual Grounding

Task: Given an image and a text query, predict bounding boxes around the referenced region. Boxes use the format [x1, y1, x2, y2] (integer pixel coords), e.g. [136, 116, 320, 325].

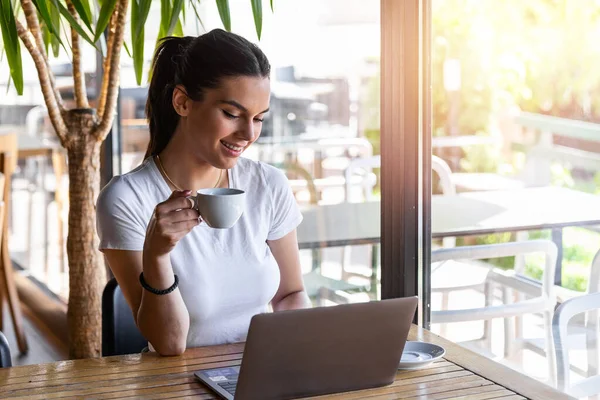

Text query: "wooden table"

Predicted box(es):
[298, 186, 600, 247]
[0, 325, 572, 399]
[16, 135, 60, 158]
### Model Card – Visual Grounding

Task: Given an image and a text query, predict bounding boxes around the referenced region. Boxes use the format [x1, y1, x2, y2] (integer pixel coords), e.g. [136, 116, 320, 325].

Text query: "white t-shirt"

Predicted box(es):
[96, 157, 303, 348]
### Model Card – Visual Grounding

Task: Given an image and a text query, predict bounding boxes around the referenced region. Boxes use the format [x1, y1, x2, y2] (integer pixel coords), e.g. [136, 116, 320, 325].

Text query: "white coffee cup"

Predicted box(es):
[187, 188, 246, 229]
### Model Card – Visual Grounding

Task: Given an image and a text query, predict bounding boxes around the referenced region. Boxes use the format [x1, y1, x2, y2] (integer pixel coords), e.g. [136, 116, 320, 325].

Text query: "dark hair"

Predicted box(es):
[144, 29, 271, 158]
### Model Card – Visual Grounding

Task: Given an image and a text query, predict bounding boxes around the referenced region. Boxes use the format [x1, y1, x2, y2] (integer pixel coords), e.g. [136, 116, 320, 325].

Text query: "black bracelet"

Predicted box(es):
[139, 272, 179, 295]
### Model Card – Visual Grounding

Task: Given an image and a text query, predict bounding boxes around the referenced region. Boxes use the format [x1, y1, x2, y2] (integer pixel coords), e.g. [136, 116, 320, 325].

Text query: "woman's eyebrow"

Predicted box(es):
[219, 99, 269, 114]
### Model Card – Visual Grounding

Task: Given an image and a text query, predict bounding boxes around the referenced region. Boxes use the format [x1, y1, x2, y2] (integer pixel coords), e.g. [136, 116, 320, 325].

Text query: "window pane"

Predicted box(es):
[0, 56, 74, 301]
[431, 0, 600, 391]
[119, 0, 381, 307]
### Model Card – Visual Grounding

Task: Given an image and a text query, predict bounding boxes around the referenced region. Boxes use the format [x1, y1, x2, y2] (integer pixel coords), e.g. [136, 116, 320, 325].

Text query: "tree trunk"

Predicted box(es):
[65, 109, 105, 359]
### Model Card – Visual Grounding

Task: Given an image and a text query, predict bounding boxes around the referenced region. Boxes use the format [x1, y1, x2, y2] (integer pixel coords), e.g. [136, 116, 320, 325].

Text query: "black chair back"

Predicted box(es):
[0, 330, 12, 367]
[102, 278, 147, 356]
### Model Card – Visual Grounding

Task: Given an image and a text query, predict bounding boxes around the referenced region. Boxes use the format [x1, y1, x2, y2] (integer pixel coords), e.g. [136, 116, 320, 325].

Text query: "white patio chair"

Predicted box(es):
[342, 154, 454, 203]
[544, 249, 600, 387]
[273, 137, 376, 205]
[554, 248, 600, 305]
[514, 247, 600, 377]
[553, 291, 600, 398]
[343, 154, 380, 203]
[341, 155, 496, 324]
[431, 156, 457, 249]
[336, 155, 380, 287]
[341, 154, 456, 288]
[432, 240, 558, 386]
[431, 155, 500, 339]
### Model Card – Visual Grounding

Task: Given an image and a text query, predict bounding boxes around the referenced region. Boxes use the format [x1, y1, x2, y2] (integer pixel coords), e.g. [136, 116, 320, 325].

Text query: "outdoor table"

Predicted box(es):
[297, 186, 600, 286]
[0, 325, 572, 399]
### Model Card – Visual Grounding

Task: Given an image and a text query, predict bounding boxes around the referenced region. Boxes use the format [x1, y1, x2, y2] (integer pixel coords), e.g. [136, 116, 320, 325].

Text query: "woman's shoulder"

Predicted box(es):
[236, 157, 288, 189]
[97, 158, 159, 208]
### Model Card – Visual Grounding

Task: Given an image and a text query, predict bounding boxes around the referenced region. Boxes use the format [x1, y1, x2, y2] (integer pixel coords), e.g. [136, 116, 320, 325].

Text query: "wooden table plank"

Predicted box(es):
[91, 383, 206, 399]
[418, 387, 515, 400]
[0, 351, 243, 386]
[390, 371, 475, 389]
[362, 384, 508, 400]
[493, 396, 527, 400]
[307, 375, 487, 399]
[0, 343, 245, 381]
[5, 376, 207, 399]
[0, 325, 573, 400]
[3, 363, 466, 399]
[0, 360, 240, 397]
[408, 326, 571, 400]
[118, 389, 213, 400]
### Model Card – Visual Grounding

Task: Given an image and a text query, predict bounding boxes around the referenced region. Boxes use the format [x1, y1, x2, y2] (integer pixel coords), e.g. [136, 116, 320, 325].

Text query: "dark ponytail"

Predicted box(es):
[144, 29, 271, 159]
[145, 36, 194, 159]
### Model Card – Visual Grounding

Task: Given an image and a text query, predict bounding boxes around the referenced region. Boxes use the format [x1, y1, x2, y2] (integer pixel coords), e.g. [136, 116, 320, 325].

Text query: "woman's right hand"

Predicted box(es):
[144, 189, 201, 258]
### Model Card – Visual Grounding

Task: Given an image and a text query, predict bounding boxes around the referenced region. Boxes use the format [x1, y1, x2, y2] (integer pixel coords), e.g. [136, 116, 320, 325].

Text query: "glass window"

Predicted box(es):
[430, 0, 600, 390]
[119, 0, 382, 307]
[0, 51, 81, 301]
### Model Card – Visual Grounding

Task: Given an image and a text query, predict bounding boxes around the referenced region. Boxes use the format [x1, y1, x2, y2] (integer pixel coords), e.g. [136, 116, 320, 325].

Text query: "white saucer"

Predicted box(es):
[398, 341, 446, 370]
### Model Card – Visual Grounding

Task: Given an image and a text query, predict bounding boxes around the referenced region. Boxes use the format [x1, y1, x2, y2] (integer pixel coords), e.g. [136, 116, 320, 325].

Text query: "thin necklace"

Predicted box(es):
[154, 154, 222, 190]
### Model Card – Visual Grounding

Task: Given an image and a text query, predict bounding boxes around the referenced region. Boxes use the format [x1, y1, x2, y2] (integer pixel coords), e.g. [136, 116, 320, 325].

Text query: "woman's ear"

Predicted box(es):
[172, 85, 190, 117]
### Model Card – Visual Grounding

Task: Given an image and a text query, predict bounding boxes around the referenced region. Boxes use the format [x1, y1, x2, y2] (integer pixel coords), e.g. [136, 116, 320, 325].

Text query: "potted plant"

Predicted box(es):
[0, 0, 267, 359]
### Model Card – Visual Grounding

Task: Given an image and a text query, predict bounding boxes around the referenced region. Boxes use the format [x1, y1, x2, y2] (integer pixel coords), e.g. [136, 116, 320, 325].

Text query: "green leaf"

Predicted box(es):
[32, 0, 59, 35]
[70, 0, 93, 33]
[133, 0, 152, 39]
[159, 0, 170, 37]
[181, 0, 186, 24]
[188, 1, 205, 32]
[251, 0, 262, 39]
[173, 17, 183, 37]
[6, 74, 12, 95]
[156, 0, 183, 53]
[0, 0, 23, 94]
[51, 29, 60, 57]
[94, 0, 118, 42]
[133, 28, 145, 85]
[11, 0, 21, 15]
[53, 1, 97, 49]
[123, 40, 132, 58]
[215, 0, 231, 31]
[168, 0, 184, 35]
[270, 0, 273, 12]
[50, 0, 62, 55]
[41, 17, 51, 54]
[132, 0, 152, 85]
[32, 0, 68, 55]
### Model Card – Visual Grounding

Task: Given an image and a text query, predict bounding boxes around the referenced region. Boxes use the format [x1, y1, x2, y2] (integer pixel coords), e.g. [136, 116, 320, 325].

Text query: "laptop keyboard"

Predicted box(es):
[218, 380, 237, 396]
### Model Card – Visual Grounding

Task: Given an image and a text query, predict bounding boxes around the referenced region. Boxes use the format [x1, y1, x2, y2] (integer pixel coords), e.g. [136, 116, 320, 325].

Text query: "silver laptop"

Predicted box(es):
[195, 297, 418, 400]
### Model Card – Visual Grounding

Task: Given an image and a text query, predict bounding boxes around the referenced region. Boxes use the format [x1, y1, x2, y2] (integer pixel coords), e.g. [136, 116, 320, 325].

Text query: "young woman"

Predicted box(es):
[96, 29, 310, 356]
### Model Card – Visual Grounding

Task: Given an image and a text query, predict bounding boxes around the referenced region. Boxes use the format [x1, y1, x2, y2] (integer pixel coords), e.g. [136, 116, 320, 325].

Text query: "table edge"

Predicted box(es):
[409, 325, 575, 400]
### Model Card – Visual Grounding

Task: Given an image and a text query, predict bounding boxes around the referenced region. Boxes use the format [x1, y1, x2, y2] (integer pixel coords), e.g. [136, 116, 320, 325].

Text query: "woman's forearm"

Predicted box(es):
[272, 290, 312, 312]
[137, 253, 190, 356]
